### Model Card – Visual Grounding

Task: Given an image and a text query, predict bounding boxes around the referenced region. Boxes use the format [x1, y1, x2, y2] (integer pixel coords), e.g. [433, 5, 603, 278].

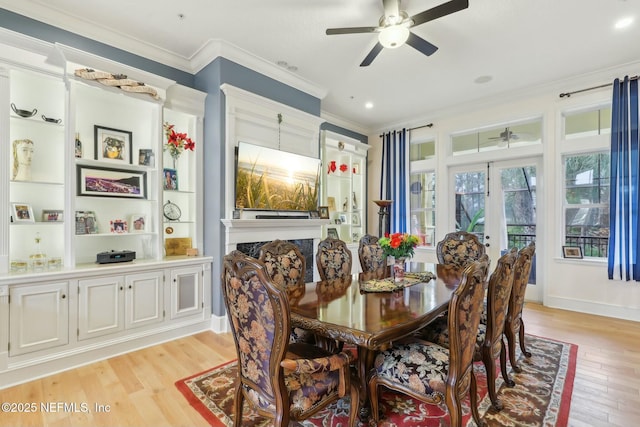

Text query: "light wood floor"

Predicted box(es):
[0, 303, 638, 427]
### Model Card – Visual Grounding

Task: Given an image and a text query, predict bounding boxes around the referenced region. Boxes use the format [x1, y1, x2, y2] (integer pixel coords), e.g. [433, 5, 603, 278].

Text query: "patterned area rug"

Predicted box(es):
[176, 334, 576, 427]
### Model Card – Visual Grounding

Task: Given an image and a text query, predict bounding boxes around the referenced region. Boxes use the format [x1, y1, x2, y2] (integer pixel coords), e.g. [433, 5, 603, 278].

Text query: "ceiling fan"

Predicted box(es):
[326, 0, 469, 67]
[489, 127, 521, 143]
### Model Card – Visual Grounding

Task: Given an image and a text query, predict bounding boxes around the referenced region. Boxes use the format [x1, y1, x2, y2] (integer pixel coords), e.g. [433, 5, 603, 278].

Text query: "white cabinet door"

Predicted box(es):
[169, 266, 202, 320]
[125, 271, 164, 329]
[9, 282, 69, 356]
[78, 276, 124, 340]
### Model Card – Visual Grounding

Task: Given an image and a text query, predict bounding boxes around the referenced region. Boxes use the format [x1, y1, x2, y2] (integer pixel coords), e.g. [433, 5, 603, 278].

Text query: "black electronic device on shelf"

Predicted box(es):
[96, 250, 136, 264]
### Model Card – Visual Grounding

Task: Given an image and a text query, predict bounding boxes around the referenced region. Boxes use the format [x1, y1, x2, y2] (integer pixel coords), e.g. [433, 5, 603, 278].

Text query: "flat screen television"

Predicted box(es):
[235, 142, 321, 212]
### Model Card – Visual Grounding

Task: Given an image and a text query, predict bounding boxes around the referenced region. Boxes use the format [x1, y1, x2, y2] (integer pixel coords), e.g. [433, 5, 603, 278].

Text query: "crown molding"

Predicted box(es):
[320, 110, 370, 136]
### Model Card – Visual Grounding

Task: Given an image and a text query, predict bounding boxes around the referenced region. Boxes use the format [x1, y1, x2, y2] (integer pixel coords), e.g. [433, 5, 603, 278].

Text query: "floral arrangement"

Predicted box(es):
[163, 122, 195, 161]
[378, 232, 420, 260]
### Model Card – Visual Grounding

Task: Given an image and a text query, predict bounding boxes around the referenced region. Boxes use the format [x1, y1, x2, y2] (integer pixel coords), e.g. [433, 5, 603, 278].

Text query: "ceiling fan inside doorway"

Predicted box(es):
[325, 0, 469, 66]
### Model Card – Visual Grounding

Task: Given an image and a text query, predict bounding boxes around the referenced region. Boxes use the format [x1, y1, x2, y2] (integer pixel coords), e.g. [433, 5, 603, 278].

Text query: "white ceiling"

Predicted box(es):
[1, 0, 638, 134]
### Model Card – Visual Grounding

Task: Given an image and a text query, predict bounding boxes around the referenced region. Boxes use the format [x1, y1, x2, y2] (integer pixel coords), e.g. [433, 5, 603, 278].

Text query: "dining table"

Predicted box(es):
[289, 262, 464, 421]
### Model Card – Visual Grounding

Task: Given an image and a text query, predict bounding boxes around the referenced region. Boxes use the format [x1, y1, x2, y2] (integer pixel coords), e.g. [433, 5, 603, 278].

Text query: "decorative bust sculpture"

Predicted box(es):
[12, 139, 34, 181]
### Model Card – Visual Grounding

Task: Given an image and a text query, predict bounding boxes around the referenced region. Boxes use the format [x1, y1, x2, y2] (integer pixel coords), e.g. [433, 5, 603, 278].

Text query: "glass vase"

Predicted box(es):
[393, 257, 407, 283]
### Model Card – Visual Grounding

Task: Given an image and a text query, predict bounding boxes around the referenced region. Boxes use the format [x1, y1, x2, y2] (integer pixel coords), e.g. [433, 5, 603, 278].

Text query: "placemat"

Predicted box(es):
[360, 271, 435, 292]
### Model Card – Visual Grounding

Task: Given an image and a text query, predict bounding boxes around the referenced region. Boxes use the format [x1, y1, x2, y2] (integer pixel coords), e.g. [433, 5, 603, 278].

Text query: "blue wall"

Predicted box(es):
[1, 8, 368, 316]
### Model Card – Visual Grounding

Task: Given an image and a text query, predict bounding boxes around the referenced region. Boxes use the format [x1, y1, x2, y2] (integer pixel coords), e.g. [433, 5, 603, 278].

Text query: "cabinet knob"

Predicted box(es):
[61, 294, 66, 299]
[128, 285, 132, 289]
[119, 286, 123, 291]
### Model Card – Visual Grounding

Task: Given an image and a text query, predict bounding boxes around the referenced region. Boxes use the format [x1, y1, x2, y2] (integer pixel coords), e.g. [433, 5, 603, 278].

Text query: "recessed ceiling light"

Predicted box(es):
[365, 102, 374, 109]
[615, 16, 634, 29]
[474, 75, 493, 84]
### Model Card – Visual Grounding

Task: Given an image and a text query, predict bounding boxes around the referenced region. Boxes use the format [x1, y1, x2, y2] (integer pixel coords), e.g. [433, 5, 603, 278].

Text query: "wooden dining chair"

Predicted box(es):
[316, 237, 352, 281]
[368, 257, 490, 427]
[259, 239, 314, 345]
[221, 250, 359, 427]
[436, 231, 486, 268]
[505, 242, 536, 373]
[420, 250, 517, 410]
[358, 234, 388, 273]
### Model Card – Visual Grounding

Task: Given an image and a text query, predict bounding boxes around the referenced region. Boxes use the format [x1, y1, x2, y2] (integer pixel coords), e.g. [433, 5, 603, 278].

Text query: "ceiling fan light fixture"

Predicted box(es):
[378, 25, 410, 49]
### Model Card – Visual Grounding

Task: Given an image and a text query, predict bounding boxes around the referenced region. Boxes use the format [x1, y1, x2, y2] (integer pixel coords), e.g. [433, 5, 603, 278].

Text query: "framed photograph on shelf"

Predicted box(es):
[327, 196, 336, 213]
[75, 211, 98, 235]
[77, 165, 147, 199]
[11, 203, 34, 223]
[94, 125, 133, 164]
[309, 210, 320, 219]
[163, 168, 178, 190]
[351, 213, 361, 226]
[110, 219, 128, 234]
[42, 209, 64, 222]
[318, 206, 330, 219]
[339, 213, 348, 224]
[327, 227, 339, 240]
[562, 246, 583, 259]
[129, 214, 147, 232]
[138, 149, 155, 167]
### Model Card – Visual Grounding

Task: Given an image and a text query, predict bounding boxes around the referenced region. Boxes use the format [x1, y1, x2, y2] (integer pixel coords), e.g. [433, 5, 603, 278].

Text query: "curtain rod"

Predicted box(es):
[559, 75, 639, 98]
[379, 122, 433, 137]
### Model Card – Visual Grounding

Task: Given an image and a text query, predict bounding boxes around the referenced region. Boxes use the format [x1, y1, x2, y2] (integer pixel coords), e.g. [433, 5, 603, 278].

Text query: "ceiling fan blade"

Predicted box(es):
[406, 32, 438, 56]
[410, 0, 469, 27]
[326, 26, 379, 35]
[360, 43, 385, 67]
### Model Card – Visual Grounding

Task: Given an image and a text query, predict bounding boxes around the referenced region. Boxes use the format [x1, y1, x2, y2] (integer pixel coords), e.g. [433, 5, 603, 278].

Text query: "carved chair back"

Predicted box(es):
[316, 238, 352, 281]
[358, 234, 387, 273]
[436, 231, 486, 268]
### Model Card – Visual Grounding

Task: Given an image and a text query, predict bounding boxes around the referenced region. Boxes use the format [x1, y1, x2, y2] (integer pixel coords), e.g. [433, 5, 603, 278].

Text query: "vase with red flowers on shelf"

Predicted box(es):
[328, 160, 337, 174]
[164, 122, 195, 168]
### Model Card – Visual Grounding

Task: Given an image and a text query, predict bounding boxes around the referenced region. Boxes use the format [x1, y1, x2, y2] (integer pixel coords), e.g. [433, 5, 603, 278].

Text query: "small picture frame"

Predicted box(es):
[327, 227, 339, 240]
[110, 219, 128, 234]
[11, 203, 34, 223]
[163, 168, 178, 190]
[352, 213, 361, 226]
[77, 165, 147, 199]
[339, 213, 348, 224]
[335, 219, 342, 225]
[94, 125, 133, 164]
[129, 214, 147, 233]
[42, 209, 64, 222]
[327, 196, 336, 212]
[138, 148, 155, 167]
[318, 206, 330, 219]
[75, 211, 98, 235]
[309, 210, 320, 219]
[562, 246, 583, 259]
[352, 163, 360, 174]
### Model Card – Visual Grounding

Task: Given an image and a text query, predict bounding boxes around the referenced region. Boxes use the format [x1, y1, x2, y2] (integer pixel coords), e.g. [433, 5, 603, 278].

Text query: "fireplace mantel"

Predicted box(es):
[221, 218, 329, 251]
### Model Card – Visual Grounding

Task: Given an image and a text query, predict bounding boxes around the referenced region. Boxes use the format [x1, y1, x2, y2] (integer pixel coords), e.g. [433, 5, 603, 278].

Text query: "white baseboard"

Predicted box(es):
[210, 313, 229, 334]
[544, 295, 640, 322]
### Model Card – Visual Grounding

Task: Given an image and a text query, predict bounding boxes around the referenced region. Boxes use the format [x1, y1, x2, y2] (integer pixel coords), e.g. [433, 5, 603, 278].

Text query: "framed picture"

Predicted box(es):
[163, 168, 178, 190]
[138, 148, 155, 167]
[94, 125, 133, 163]
[327, 227, 339, 239]
[77, 165, 147, 199]
[351, 213, 361, 226]
[129, 214, 147, 232]
[309, 210, 320, 219]
[327, 196, 336, 212]
[339, 213, 348, 224]
[562, 246, 583, 259]
[318, 206, 330, 219]
[42, 209, 64, 222]
[335, 219, 342, 225]
[110, 219, 128, 233]
[75, 211, 98, 235]
[11, 203, 34, 223]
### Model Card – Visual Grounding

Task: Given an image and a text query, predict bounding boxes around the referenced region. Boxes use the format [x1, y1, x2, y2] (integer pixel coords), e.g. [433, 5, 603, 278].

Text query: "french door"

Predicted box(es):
[449, 158, 540, 301]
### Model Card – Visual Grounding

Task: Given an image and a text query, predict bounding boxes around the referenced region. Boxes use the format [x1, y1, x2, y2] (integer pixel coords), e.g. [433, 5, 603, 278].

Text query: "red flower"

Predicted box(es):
[339, 163, 348, 172]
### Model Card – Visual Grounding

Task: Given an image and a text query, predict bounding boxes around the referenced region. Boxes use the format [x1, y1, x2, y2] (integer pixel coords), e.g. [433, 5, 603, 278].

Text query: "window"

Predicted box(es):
[409, 171, 436, 246]
[563, 152, 610, 257]
[410, 140, 435, 161]
[451, 119, 542, 156]
[564, 106, 611, 139]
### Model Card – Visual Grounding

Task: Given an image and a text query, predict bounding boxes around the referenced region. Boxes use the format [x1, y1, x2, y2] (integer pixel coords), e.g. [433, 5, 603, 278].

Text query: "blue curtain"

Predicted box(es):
[608, 76, 640, 280]
[381, 129, 408, 233]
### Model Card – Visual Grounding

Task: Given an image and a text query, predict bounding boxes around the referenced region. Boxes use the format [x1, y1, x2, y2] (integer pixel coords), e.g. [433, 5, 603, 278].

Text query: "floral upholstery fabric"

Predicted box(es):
[373, 341, 449, 399]
[436, 231, 486, 268]
[221, 251, 358, 425]
[259, 240, 313, 345]
[316, 238, 352, 280]
[369, 258, 489, 427]
[358, 234, 387, 272]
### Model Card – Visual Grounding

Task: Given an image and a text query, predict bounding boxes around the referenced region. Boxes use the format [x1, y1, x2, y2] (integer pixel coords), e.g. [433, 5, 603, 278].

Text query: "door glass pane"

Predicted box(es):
[454, 171, 485, 242]
[178, 274, 196, 311]
[410, 172, 435, 245]
[501, 167, 537, 249]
